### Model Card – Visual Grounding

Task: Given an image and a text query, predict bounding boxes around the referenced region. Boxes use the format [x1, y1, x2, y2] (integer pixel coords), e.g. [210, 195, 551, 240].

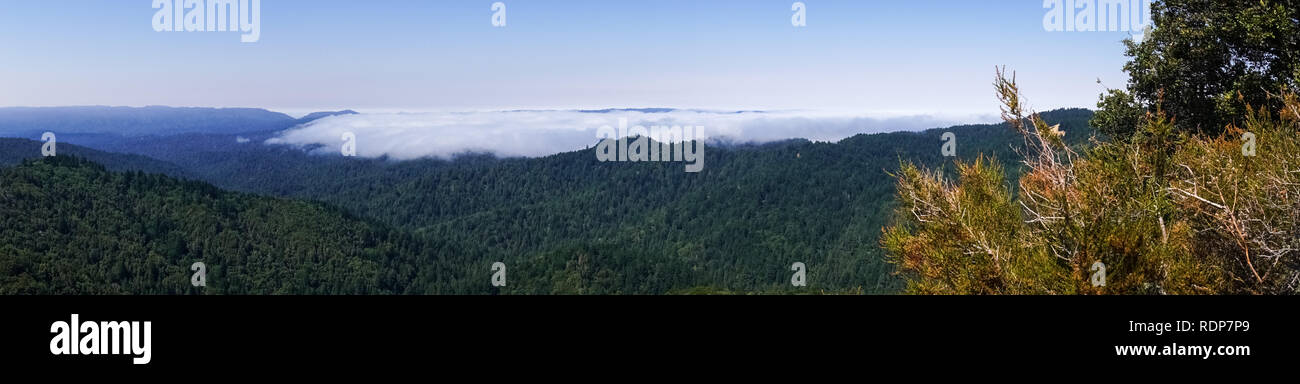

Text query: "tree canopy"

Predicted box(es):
[1094, 0, 1300, 138]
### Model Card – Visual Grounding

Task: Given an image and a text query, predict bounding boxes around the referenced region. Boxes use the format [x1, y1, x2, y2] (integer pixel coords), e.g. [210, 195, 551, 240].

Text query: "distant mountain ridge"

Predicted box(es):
[295, 110, 359, 124]
[0, 106, 357, 138]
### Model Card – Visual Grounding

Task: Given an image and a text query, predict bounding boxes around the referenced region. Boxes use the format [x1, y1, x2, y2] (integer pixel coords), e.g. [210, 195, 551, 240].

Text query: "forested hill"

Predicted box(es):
[0, 109, 1094, 294]
[0, 157, 460, 294]
[0, 138, 191, 178]
[115, 108, 1095, 294]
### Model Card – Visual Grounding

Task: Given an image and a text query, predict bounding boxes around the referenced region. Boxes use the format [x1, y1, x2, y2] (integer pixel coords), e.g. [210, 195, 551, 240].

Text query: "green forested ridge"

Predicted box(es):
[145, 110, 1087, 294]
[0, 111, 1091, 294]
[0, 157, 455, 294]
[0, 138, 191, 178]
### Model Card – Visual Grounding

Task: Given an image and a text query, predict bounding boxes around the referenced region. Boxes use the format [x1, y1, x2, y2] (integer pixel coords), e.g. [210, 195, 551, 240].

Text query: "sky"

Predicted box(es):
[0, 0, 1144, 118]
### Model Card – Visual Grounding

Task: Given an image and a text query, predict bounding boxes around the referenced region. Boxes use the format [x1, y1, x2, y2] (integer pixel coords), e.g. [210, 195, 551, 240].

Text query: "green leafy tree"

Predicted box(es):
[1094, 0, 1300, 137]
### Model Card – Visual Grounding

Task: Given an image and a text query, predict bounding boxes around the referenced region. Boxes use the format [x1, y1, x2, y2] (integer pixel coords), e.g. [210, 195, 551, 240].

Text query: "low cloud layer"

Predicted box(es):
[267, 109, 993, 160]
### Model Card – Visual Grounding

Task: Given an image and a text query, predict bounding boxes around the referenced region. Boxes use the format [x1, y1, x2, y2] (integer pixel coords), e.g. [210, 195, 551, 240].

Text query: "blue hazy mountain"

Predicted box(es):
[295, 110, 359, 124]
[0, 107, 356, 152]
[0, 106, 291, 136]
[0, 106, 357, 147]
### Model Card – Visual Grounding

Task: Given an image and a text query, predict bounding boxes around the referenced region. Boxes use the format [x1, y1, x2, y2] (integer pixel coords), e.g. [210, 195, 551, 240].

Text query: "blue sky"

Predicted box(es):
[0, 0, 1141, 117]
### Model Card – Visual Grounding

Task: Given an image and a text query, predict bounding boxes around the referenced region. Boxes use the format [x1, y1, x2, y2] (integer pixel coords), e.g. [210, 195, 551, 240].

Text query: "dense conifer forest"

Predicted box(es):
[0, 111, 1091, 294]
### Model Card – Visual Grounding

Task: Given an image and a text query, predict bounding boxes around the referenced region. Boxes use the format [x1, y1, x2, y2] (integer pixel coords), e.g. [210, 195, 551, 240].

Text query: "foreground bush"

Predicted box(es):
[882, 69, 1300, 295]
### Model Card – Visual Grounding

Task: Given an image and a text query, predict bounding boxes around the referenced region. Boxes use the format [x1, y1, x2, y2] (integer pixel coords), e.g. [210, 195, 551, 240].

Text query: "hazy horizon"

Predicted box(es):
[0, 0, 1138, 114]
[1, 104, 1021, 160]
